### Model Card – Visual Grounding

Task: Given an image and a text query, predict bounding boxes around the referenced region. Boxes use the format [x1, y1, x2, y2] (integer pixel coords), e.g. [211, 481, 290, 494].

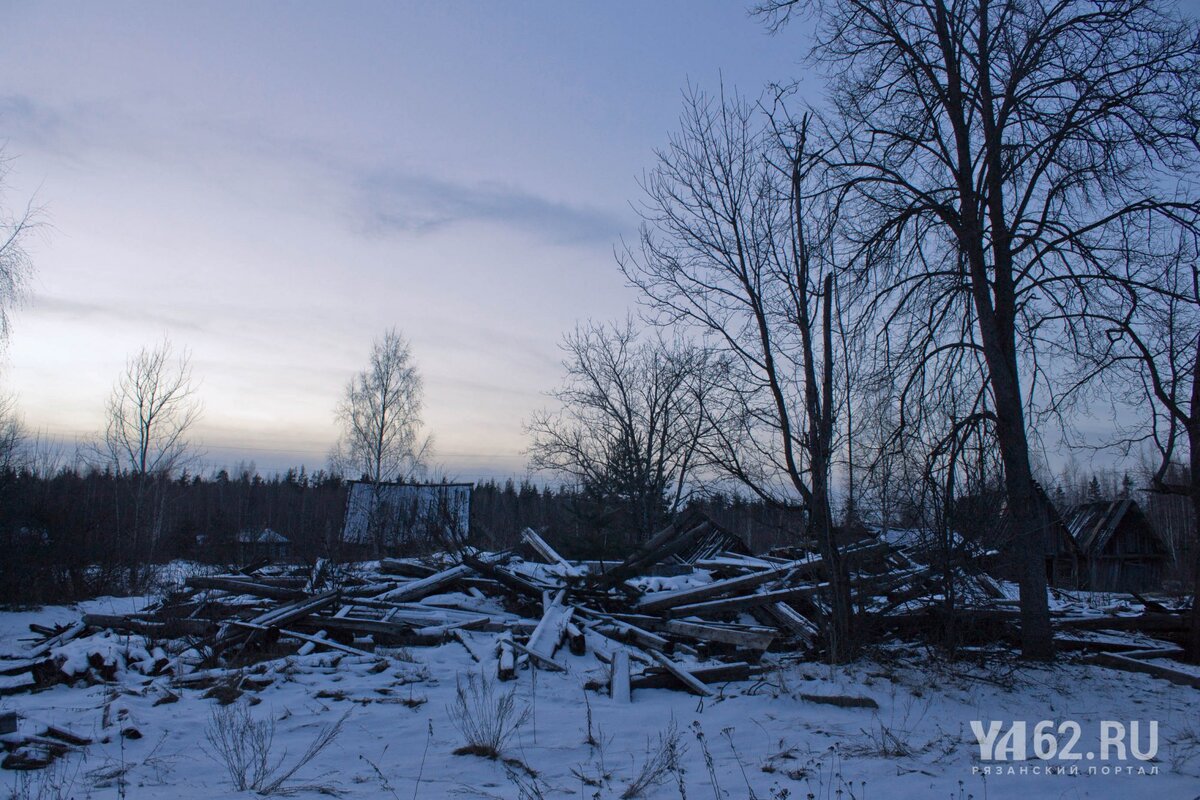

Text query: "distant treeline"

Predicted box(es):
[0, 466, 808, 604]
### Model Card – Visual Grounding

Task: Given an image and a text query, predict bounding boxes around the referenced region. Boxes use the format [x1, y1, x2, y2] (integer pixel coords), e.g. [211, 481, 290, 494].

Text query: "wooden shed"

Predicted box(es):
[236, 528, 291, 563]
[1064, 498, 1168, 593]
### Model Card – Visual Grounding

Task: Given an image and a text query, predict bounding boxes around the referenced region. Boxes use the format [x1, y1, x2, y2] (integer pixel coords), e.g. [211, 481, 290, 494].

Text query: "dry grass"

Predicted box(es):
[447, 671, 530, 759]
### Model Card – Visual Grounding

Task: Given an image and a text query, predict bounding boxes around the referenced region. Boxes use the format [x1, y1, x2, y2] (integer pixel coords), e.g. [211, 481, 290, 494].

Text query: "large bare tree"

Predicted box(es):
[758, 0, 1200, 659]
[622, 90, 857, 661]
[526, 318, 719, 539]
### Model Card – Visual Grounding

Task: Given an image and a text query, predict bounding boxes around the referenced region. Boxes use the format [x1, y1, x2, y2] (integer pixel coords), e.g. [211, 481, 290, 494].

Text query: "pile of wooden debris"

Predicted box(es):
[1, 512, 1194, 770]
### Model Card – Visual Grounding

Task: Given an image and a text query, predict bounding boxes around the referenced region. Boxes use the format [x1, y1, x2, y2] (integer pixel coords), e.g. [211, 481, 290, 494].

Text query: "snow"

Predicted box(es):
[2, 596, 1197, 798]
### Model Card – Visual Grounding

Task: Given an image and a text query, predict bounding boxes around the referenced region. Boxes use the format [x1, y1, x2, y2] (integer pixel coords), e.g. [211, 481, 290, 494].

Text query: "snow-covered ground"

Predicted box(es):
[2, 595, 1198, 800]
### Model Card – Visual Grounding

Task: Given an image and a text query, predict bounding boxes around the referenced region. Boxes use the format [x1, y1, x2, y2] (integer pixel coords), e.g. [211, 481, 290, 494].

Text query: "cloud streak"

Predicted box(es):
[353, 170, 625, 244]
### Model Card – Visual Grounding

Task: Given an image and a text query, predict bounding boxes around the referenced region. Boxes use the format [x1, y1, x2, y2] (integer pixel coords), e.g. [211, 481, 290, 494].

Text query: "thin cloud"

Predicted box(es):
[354, 170, 625, 244]
[30, 295, 208, 333]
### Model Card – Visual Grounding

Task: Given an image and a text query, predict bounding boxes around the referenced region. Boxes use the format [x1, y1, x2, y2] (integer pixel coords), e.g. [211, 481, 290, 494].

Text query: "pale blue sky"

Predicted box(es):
[0, 1, 810, 478]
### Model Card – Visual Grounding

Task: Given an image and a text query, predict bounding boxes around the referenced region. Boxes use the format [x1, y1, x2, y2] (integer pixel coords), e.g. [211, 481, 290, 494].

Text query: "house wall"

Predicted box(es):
[1086, 515, 1167, 593]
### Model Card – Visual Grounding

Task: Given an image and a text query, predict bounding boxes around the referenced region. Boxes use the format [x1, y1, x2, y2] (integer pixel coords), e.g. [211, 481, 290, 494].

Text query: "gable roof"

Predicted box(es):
[1064, 497, 1163, 555]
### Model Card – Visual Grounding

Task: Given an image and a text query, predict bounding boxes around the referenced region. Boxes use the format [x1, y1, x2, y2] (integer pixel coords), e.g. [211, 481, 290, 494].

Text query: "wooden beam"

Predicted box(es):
[375, 564, 473, 602]
[636, 559, 815, 613]
[647, 650, 712, 696]
[610, 650, 631, 703]
[1088, 651, 1200, 689]
[186, 576, 306, 601]
[668, 583, 828, 618]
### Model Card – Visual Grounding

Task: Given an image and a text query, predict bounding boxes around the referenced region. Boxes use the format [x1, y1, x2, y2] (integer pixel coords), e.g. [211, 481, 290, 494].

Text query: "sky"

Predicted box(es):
[0, 1, 810, 480]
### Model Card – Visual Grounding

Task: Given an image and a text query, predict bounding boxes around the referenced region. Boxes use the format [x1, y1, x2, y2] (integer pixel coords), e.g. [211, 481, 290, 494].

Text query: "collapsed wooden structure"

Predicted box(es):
[1, 512, 1195, 771]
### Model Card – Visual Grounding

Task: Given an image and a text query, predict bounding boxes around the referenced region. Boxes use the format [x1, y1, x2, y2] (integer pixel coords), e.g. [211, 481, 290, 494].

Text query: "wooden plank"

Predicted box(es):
[637, 560, 810, 613]
[525, 594, 574, 661]
[509, 639, 567, 672]
[225, 620, 376, 657]
[28, 622, 86, 658]
[610, 650, 631, 703]
[763, 602, 818, 645]
[1088, 652, 1200, 689]
[669, 583, 828, 618]
[375, 564, 473, 602]
[647, 650, 712, 696]
[185, 576, 306, 601]
[581, 611, 671, 652]
[631, 661, 754, 690]
[497, 633, 516, 680]
[521, 528, 572, 570]
[662, 620, 776, 650]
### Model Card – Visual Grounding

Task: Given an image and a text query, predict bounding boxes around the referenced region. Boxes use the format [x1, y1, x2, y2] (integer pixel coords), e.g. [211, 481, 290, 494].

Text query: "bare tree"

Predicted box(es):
[100, 339, 201, 579]
[1071, 238, 1200, 660]
[526, 318, 720, 540]
[621, 89, 857, 661]
[335, 328, 431, 555]
[103, 340, 201, 478]
[757, 0, 1200, 659]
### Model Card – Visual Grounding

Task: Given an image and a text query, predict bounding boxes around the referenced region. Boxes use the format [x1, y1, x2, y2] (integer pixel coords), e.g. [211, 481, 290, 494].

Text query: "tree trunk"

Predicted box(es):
[989, 367, 1054, 660]
[1188, 348, 1200, 663]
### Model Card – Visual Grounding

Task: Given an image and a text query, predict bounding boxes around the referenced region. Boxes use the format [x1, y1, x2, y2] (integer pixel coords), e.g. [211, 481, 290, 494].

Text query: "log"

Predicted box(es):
[378, 559, 438, 579]
[28, 622, 86, 658]
[799, 693, 879, 709]
[296, 630, 328, 656]
[226, 621, 375, 657]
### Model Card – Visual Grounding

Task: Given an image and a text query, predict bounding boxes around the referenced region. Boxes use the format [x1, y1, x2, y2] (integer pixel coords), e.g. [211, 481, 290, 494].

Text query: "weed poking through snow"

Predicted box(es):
[448, 670, 530, 759]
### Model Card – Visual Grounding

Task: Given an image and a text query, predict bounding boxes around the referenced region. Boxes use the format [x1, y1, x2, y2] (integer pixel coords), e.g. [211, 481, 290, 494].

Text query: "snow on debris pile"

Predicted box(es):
[1, 516, 1196, 777]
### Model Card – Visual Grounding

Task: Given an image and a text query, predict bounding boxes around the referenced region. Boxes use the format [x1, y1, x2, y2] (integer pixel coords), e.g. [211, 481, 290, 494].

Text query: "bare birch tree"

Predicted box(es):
[757, 0, 1200, 659]
[335, 328, 431, 554]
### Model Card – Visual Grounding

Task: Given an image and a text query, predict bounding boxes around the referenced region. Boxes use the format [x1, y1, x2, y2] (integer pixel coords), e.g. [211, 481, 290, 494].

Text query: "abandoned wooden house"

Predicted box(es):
[974, 486, 1084, 588]
[341, 481, 473, 554]
[1064, 497, 1169, 593]
[236, 528, 291, 562]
